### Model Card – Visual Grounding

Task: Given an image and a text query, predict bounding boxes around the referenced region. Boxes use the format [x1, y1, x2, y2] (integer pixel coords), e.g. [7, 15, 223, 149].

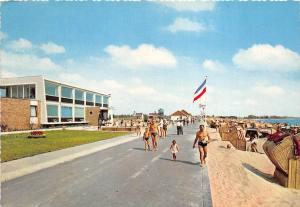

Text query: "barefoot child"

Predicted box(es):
[143, 127, 151, 151]
[170, 140, 179, 160]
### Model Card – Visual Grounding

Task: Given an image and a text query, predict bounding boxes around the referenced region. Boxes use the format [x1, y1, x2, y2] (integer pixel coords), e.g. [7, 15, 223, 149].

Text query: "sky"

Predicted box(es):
[1, 1, 300, 116]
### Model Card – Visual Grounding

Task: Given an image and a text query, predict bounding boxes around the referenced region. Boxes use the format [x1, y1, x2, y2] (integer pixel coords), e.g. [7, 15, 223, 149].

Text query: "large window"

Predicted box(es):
[103, 96, 109, 104]
[61, 106, 73, 118]
[86, 92, 94, 106]
[96, 95, 102, 103]
[75, 90, 84, 100]
[24, 85, 30, 99]
[0, 87, 6, 97]
[103, 96, 109, 107]
[29, 85, 35, 99]
[6, 86, 11, 98]
[17, 85, 23, 98]
[75, 107, 84, 118]
[95, 95, 102, 106]
[12, 86, 18, 98]
[86, 92, 94, 102]
[45, 81, 58, 96]
[61, 86, 73, 99]
[1, 85, 34, 99]
[47, 105, 58, 117]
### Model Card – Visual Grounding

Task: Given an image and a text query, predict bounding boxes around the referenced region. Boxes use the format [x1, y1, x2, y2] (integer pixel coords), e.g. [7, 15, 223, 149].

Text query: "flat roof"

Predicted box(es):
[0, 75, 110, 97]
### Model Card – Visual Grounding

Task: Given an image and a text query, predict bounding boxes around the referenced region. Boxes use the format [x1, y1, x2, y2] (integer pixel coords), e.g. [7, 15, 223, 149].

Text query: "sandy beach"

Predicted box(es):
[207, 129, 300, 207]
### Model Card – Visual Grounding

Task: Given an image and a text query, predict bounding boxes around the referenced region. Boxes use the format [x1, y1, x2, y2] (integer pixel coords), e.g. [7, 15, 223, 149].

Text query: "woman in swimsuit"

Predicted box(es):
[149, 119, 159, 151]
[193, 124, 211, 166]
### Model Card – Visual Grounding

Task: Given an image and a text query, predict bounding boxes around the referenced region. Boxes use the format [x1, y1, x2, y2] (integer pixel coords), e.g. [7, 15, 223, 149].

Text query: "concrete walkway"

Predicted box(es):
[2, 124, 212, 207]
[1, 133, 139, 182]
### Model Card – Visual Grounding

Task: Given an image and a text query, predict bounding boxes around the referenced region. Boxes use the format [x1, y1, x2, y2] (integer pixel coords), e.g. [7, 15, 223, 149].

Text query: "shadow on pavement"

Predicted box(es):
[160, 158, 199, 166]
[242, 163, 277, 184]
[132, 148, 147, 151]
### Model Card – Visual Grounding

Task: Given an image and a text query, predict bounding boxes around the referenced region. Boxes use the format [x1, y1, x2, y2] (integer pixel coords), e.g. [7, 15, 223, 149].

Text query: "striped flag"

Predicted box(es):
[193, 78, 206, 103]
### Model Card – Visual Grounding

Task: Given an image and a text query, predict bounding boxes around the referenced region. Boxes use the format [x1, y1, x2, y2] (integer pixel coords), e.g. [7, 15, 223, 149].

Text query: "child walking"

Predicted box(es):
[143, 127, 151, 151]
[170, 140, 179, 160]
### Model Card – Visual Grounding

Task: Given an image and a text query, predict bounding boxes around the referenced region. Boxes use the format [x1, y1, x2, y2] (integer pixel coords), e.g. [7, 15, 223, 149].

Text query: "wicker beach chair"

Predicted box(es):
[263, 135, 295, 174]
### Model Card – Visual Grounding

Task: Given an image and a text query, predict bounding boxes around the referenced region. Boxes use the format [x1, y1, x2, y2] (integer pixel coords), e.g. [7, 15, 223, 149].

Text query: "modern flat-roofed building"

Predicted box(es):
[0, 76, 112, 131]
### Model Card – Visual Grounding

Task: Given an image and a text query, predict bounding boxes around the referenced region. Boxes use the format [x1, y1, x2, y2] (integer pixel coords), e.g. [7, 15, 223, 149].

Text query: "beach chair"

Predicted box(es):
[263, 133, 300, 189]
[263, 135, 294, 174]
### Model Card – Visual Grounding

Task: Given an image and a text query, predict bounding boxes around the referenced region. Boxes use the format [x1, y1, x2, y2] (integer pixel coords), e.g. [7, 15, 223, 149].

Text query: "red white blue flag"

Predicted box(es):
[193, 79, 206, 103]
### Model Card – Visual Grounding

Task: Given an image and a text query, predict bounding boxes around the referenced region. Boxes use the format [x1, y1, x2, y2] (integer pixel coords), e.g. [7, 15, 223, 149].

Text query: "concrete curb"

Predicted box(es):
[1, 134, 139, 182]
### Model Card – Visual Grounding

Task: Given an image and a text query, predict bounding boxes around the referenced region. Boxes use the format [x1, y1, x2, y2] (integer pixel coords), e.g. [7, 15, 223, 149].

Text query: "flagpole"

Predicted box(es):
[193, 76, 207, 124]
[198, 76, 207, 124]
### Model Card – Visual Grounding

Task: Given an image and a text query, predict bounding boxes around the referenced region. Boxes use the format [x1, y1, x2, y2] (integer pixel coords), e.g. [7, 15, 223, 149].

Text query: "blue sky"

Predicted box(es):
[1, 1, 300, 116]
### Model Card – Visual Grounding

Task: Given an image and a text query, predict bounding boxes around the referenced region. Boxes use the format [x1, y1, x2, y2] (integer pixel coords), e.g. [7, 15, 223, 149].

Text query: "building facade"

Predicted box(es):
[170, 110, 192, 121]
[0, 76, 112, 131]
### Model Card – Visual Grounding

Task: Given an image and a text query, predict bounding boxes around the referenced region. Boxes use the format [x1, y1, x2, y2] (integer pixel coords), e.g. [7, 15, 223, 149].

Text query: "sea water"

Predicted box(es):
[256, 118, 300, 126]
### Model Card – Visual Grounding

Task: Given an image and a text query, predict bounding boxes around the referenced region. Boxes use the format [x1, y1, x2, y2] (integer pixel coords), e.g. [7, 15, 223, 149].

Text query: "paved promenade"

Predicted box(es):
[2, 125, 212, 207]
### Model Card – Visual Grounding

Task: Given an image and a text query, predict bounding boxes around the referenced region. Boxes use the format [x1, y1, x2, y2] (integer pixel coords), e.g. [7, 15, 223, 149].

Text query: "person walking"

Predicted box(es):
[163, 119, 168, 138]
[143, 127, 151, 151]
[193, 123, 211, 167]
[176, 120, 181, 135]
[170, 140, 179, 161]
[136, 121, 141, 137]
[180, 121, 184, 135]
[149, 119, 159, 151]
[159, 118, 164, 138]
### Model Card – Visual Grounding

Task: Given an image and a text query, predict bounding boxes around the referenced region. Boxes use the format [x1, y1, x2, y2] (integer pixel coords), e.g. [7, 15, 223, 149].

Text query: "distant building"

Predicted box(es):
[0, 76, 112, 131]
[134, 113, 144, 120]
[170, 109, 192, 121]
[149, 112, 159, 120]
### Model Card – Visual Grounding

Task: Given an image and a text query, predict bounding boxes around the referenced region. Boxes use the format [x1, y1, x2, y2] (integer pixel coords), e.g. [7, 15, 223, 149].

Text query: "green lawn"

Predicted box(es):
[1, 130, 130, 162]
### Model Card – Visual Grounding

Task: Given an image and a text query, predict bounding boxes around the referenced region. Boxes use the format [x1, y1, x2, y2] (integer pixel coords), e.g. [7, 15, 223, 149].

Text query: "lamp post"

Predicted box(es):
[199, 103, 206, 122]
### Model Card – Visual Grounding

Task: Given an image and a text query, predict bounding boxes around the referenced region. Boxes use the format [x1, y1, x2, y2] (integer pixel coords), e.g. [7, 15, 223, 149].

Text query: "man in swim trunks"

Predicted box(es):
[149, 119, 159, 151]
[193, 123, 211, 166]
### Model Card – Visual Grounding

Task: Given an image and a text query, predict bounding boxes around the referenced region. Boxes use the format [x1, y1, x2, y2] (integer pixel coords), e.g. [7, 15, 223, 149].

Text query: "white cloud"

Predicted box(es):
[202, 59, 225, 72]
[166, 17, 206, 33]
[128, 85, 157, 96]
[254, 84, 285, 96]
[40, 42, 66, 54]
[58, 72, 85, 84]
[233, 44, 300, 71]
[1, 50, 62, 72]
[104, 44, 177, 69]
[102, 80, 124, 91]
[8, 38, 33, 51]
[159, 1, 215, 12]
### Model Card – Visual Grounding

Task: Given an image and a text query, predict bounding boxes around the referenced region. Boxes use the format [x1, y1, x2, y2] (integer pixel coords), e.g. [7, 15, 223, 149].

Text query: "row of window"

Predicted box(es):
[45, 81, 108, 104]
[47, 105, 85, 118]
[0, 85, 36, 99]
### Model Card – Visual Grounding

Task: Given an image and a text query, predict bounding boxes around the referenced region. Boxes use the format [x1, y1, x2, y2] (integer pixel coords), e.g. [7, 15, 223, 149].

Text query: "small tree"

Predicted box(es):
[158, 108, 164, 117]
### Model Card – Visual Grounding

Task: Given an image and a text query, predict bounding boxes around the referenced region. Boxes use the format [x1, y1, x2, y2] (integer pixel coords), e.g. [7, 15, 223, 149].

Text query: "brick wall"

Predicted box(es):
[0, 98, 32, 131]
[85, 107, 100, 126]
